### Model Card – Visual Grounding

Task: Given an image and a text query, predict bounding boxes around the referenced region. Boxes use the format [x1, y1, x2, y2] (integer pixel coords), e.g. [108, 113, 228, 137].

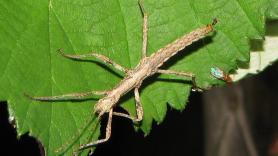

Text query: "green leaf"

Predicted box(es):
[231, 21, 278, 81]
[0, 0, 276, 155]
[266, 0, 278, 20]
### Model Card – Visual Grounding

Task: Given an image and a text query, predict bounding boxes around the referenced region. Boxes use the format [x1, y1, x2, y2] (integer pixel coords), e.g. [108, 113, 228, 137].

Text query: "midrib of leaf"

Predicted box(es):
[43, 0, 138, 154]
[47, 3, 89, 154]
[46, 0, 53, 153]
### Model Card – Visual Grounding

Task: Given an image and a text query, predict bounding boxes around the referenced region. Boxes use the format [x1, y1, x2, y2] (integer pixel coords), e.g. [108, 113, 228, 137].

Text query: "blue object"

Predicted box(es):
[211, 67, 224, 79]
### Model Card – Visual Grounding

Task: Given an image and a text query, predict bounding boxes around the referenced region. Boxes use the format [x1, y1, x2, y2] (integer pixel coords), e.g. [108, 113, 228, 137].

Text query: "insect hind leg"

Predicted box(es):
[78, 109, 113, 151]
[113, 87, 143, 122]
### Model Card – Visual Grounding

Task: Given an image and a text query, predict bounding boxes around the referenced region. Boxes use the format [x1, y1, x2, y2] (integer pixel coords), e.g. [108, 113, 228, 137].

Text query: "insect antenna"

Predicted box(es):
[55, 114, 100, 155]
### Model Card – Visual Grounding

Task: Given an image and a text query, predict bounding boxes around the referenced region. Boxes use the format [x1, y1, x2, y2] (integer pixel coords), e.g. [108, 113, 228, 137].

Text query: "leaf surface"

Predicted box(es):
[231, 21, 278, 81]
[0, 0, 276, 155]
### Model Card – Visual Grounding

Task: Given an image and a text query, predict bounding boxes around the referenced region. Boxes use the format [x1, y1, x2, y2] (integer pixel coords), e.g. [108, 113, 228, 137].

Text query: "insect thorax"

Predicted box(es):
[94, 94, 119, 115]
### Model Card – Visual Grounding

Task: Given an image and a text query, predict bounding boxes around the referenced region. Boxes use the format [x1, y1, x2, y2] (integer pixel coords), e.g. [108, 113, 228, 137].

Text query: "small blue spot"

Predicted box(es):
[211, 67, 224, 79]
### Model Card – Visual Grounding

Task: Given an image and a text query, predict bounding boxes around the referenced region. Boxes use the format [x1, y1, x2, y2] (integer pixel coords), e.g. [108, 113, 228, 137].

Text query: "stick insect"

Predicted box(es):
[26, 0, 217, 154]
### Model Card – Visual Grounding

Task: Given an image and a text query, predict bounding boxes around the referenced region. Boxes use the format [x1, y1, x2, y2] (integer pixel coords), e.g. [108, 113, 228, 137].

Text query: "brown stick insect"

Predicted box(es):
[26, 0, 217, 154]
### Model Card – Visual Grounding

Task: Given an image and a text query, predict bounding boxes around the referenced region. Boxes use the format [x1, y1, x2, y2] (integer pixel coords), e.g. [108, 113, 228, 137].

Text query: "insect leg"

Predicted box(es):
[134, 87, 144, 121]
[24, 90, 107, 101]
[139, 0, 148, 58]
[58, 49, 129, 73]
[113, 87, 143, 122]
[78, 109, 113, 150]
[157, 69, 203, 91]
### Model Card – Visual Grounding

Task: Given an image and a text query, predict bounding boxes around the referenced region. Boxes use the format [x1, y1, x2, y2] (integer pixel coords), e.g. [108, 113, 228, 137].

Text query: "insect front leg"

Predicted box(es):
[113, 87, 143, 122]
[78, 109, 113, 151]
[156, 69, 203, 91]
[139, 0, 148, 58]
[58, 49, 129, 73]
[25, 90, 107, 101]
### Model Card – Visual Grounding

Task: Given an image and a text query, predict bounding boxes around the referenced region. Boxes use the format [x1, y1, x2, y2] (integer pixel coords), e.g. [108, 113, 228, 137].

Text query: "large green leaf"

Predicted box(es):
[0, 0, 276, 155]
